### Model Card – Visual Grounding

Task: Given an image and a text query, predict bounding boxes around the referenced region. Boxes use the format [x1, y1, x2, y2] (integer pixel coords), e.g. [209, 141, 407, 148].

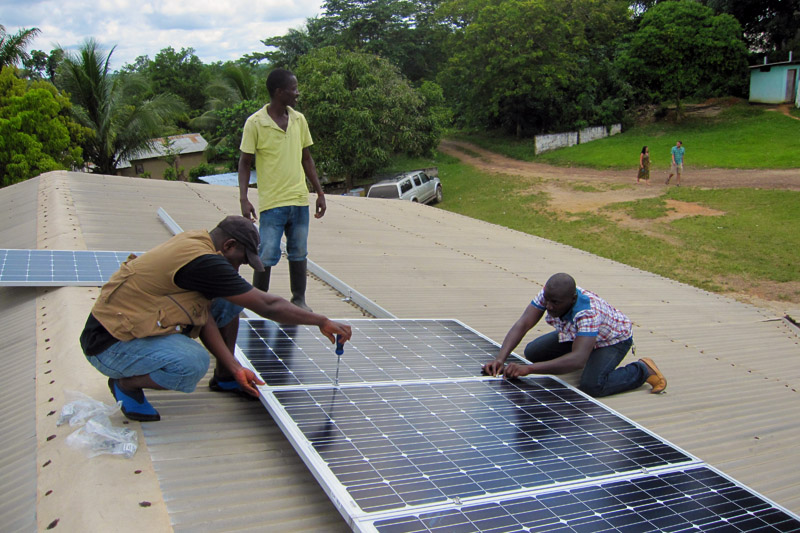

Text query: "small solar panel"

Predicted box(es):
[0, 249, 135, 286]
[269, 378, 692, 515]
[238, 318, 525, 387]
[369, 466, 800, 533]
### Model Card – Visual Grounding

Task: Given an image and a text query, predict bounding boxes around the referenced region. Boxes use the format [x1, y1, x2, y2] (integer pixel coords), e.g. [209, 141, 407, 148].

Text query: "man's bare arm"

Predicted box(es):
[302, 147, 326, 219]
[238, 152, 256, 220]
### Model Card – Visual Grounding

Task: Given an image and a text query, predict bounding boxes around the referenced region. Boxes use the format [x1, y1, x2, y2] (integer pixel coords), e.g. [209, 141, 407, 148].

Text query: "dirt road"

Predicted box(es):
[439, 139, 800, 190]
[439, 138, 800, 314]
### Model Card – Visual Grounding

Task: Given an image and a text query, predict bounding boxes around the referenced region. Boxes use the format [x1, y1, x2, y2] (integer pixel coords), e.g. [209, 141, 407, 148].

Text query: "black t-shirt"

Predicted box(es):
[80, 254, 253, 355]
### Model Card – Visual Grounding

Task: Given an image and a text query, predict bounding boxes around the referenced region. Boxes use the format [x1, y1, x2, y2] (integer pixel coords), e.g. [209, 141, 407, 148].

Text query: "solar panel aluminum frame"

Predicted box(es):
[247, 376, 702, 528]
[355, 464, 800, 533]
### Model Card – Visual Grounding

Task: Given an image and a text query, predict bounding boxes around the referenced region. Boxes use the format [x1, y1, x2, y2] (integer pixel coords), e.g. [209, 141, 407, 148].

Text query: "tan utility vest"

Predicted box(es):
[92, 231, 220, 341]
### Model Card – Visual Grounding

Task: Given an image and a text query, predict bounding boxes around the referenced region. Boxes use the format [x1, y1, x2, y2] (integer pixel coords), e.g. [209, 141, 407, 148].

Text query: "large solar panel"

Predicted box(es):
[234, 318, 800, 531]
[270, 379, 692, 514]
[369, 466, 800, 533]
[237, 319, 526, 386]
[0, 249, 134, 286]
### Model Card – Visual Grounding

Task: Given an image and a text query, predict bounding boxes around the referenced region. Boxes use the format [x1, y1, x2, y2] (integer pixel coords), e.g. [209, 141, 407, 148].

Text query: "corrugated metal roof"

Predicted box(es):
[0, 178, 39, 533]
[3, 171, 799, 531]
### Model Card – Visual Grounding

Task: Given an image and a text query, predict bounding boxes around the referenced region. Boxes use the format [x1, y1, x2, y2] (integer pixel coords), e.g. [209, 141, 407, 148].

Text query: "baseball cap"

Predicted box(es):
[215, 216, 265, 272]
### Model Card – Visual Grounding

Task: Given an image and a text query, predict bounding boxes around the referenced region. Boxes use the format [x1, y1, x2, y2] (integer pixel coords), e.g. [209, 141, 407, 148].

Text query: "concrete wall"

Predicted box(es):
[749, 64, 800, 104]
[535, 123, 622, 154]
[535, 132, 578, 154]
[579, 126, 606, 143]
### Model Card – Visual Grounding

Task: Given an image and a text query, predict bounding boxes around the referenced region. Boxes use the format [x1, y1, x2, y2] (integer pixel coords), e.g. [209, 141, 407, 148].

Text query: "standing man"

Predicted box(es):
[80, 216, 351, 422]
[238, 68, 325, 311]
[666, 140, 685, 186]
[482, 273, 667, 398]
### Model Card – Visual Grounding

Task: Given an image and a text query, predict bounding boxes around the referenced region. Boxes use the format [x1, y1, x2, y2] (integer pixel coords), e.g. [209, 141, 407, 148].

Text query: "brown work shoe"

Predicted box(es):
[640, 358, 667, 394]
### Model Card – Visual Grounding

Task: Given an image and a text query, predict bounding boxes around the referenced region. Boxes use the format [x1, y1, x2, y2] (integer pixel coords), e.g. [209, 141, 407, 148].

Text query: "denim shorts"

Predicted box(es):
[85, 298, 242, 392]
[258, 205, 310, 265]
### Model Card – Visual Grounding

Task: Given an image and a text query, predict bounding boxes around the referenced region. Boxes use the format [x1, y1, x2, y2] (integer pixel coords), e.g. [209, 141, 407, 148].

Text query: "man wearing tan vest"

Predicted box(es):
[80, 216, 351, 422]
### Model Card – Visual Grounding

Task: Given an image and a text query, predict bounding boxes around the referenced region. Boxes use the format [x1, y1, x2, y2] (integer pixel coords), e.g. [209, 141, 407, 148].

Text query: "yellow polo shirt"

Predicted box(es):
[240, 105, 313, 212]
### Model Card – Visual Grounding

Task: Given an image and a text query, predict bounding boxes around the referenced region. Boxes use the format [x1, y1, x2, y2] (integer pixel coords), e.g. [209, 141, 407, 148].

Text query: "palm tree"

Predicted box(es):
[0, 24, 40, 68]
[57, 39, 186, 174]
[189, 64, 258, 160]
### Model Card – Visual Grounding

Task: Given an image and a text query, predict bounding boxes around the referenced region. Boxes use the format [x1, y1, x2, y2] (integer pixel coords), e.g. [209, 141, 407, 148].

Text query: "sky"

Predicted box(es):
[1, 0, 324, 70]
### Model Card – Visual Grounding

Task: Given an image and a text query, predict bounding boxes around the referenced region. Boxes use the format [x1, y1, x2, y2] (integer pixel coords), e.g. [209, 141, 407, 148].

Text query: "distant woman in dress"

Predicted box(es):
[637, 146, 650, 184]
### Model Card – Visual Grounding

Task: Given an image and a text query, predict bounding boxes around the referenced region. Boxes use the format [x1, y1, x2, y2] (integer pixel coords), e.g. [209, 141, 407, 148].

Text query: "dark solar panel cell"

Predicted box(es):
[272, 379, 692, 513]
[373, 467, 800, 533]
[238, 319, 526, 386]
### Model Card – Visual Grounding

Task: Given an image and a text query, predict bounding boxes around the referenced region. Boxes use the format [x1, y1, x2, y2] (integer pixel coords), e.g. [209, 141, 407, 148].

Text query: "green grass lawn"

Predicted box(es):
[381, 152, 800, 302]
[452, 103, 800, 169]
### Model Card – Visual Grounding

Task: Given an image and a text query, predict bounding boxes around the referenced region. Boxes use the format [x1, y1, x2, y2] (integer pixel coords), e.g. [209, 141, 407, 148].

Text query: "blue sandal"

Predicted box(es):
[209, 375, 258, 400]
[108, 378, 161, 422]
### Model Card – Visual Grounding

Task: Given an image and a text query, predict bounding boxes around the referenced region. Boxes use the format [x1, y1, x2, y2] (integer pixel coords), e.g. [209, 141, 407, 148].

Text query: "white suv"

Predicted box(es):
[366, 171, 443, 204]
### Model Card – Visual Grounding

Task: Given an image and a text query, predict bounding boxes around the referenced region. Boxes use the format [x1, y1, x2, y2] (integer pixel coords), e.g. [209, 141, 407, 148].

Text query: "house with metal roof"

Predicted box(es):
[2, 171, 799, 531]
[749, 54, 800, 107]
[117, 133, 208, 180]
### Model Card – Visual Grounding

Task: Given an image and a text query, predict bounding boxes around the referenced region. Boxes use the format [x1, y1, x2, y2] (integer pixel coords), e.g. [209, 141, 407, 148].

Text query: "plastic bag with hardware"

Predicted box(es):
[57, 389, 121, 427]
[65, 415, 138, 459]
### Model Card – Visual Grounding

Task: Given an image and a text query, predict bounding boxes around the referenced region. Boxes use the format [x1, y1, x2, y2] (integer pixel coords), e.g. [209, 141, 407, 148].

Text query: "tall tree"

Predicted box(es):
[0, 25, 40, 68]
[295, 46, 449, 188]
[22, 48, 64, 82]
[437, 0, 630, 135]
[619, 0, 748, 117]
[317, 0, 448, 81]
[149, 46, 210, 111]
[57, 39, 186, 175]
[0, 67, 87, 186]
[703, 0, 800, 53]
[244, 28, 318, 70]
[250, 0, 447, 82]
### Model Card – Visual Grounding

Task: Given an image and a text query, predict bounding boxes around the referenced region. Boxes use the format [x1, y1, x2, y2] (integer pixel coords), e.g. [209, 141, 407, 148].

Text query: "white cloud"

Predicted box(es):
[1, 0, 323, 69]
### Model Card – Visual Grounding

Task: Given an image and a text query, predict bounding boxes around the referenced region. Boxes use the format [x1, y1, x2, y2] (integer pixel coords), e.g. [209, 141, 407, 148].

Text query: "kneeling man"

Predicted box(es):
[483, 273, 666, 397]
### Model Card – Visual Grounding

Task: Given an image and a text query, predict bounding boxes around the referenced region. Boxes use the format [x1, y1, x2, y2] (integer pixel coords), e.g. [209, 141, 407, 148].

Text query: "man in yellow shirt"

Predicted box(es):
[238, 68, 326, 311]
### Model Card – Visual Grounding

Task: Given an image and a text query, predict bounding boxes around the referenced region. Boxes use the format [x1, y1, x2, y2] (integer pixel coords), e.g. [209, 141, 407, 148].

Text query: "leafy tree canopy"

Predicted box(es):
[249, 0, 447, 82]
[244, 28, 318, 70]
[436, 0, 630, 135]
[149, 46, 210, 111]
[0, 67, 87, 186]
[294, 46, 449, 187]
[213, 99, 263, 168]
[703, 0, 800, 54]
[22, 48, 64, 82]
[619, 0, 748, 115]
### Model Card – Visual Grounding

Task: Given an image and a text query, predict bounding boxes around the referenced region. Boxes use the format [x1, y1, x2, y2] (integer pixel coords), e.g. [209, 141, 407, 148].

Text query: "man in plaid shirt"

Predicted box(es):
[483, 273, 667, 397]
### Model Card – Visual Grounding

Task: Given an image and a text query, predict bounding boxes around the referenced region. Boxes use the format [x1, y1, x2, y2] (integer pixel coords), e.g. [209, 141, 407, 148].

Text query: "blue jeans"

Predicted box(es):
[258, 206, 310, 265]
[523, 331, 647, 397]
[85, 299, 241, 392]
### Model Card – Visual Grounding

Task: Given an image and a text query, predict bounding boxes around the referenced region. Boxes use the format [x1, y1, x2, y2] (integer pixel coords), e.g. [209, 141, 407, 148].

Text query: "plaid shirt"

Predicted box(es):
[532, 287, 632, 347]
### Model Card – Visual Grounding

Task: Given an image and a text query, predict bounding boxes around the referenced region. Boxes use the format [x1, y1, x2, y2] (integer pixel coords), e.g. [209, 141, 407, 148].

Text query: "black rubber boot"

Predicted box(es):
[253, 267, 271, 292]
[289, 259, 312, 312]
